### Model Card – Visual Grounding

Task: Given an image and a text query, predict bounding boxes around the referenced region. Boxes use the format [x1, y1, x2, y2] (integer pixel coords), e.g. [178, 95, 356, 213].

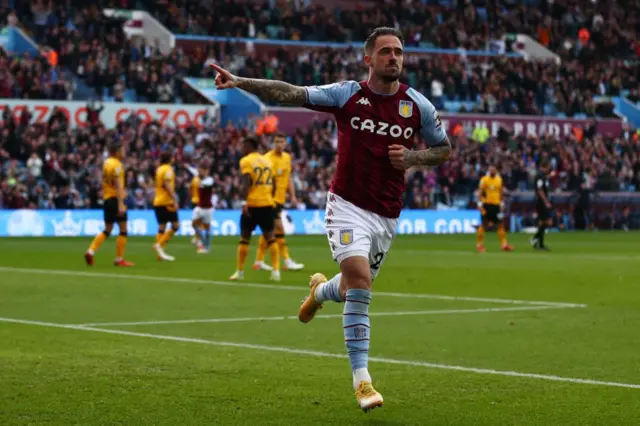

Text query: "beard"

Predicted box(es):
[376, 67, 401, 83]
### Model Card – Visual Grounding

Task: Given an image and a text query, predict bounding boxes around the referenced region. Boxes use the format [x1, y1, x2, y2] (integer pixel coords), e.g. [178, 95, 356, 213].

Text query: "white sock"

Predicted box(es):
[87, 249, 94, 255]
[353, 368, 372, 389]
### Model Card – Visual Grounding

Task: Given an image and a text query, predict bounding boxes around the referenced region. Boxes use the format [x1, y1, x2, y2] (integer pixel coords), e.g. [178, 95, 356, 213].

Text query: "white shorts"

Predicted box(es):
[325, 192, 397, 279]
[192, 207, 214, 225]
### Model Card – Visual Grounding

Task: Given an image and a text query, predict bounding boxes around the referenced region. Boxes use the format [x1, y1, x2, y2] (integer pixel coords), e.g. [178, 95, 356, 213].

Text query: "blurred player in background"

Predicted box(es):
[212, 27, 452, 411]
[230, 136, 281, 282]
[153, 151, 179, 261]
[190, 170, 203, 247]
[253, 132, 304, 272]
[192, 161, 215, 254]
[84, 142, 134, 267]
[476, 164, 514, 252]
[532, 160, 553, 251]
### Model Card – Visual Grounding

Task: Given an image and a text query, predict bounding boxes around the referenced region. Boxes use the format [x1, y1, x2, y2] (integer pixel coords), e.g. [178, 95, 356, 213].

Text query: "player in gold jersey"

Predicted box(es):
[84, 142, 134, 267]
[476, 165, 514, 252]
[152, 151, 180, 261]
[230, 136, 281, 281]
[252, 133, 304, 272]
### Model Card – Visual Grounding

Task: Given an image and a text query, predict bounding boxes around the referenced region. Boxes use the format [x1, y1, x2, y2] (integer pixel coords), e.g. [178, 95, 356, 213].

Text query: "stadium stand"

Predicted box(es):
[150, 0, 640, 61]
[1, 107, 638, 228]
[0, 0, 639, 230]
[4, 0, 637, 114]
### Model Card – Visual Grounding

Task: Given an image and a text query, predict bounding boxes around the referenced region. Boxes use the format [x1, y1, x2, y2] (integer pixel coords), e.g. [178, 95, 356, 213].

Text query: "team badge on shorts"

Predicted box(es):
[399, 100, 413, 118]
[340, 229, 353, 246]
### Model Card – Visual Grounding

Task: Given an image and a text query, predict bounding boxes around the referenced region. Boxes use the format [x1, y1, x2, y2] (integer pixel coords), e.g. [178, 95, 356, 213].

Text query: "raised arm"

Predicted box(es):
[237, 79, 307, 106]
[210, 63, 307, 106]
[210, 63, 361, 109]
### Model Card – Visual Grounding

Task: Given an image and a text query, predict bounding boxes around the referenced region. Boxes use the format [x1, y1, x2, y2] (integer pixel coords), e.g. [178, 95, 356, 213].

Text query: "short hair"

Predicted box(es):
[244, 136, 259, 150]
[273, 131, 287, 139]
[107, 141, 121, 155]
[364, 27, 404, 54]
[160, 150, 172, 164]
[539, 160, 550, 169]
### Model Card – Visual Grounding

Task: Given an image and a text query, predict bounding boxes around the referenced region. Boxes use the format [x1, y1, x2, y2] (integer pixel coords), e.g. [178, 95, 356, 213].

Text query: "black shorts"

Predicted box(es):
[154, 206, 179, 225]
[273, 203, 284, 216]
[103, 198, 127, 224]
[537, 204, 551, 221]
[241, 206, 275, 234]
[482, 203, 500, 224]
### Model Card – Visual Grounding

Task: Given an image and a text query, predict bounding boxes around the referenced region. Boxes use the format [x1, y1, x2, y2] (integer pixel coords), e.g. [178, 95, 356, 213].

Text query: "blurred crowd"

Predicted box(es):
[1, 106, 638, 215]
[0, 0, 637, 117]
[0, 48, 74, 100]
[0, 0, 639, 230]
[198, 44, 634, 117]
[0, 107, 336, 212]
[150, 0, 640, 62]
[2, 0, 201, 104]
[405, 122, 640, 209]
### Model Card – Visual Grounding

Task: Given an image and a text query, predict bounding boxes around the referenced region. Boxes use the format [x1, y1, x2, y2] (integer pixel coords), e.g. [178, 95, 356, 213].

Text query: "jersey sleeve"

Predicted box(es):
[406, 88, 448, 146]
[304, 81, 361, 112]
[479, 176, 487, 191]
[240, 157, 252, 176]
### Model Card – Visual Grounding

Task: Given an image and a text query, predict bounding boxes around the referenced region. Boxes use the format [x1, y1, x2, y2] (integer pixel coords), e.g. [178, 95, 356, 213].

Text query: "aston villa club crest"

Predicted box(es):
[399, 100, 413, 118]
[340, 229, 353, 246]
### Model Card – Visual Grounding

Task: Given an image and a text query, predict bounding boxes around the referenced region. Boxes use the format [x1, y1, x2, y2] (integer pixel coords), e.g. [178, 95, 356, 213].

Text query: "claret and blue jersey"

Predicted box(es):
[304, 80, 447, 219]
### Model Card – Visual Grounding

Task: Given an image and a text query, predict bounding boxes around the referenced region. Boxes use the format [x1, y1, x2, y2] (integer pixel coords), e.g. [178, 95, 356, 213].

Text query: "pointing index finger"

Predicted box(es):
[208, 63, 225, 74]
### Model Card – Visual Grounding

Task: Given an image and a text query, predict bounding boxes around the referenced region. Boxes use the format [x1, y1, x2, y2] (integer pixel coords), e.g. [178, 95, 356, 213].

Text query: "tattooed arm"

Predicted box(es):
[388, 137, 452, 171]
[236, 78, 307, 106]
[403, 137, 452, 168]
[210, 63, 307, 106]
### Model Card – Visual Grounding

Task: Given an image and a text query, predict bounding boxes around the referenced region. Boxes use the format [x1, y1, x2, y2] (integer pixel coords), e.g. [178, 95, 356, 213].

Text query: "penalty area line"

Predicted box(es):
[0, 266, 587, 308]
[76, 306, 567, 327]
[0, 316, 637, 390]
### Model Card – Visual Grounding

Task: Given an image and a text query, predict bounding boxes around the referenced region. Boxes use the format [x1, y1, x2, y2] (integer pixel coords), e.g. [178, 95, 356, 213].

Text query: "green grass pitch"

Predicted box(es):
[1, 232, 639, 425]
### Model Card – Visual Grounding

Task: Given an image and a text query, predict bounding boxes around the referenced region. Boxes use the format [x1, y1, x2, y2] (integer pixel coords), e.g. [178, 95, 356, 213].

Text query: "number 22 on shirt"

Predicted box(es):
[240, 152, 275, 207]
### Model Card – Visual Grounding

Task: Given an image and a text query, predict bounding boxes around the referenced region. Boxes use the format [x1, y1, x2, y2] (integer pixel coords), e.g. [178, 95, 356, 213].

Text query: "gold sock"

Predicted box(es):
[256, 235, 267, 262]
[277, 235, 289, 260]
[158, 229, 175, 247]
[89, 232, 107, 253]
[116, 235, 127, 259]
[268, 239, 280, 271]
[476, 226, 485, 246]
[497, 225, 507, 246]
[237, 241, 249, 271]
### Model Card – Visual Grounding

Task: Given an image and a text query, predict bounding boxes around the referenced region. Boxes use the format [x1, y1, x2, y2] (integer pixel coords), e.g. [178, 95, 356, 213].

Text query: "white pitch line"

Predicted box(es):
[0, 316, 637, 390]
[77, 306, 566, 327]
[0, 267, 587, 308]
[120, 240, 640, 261]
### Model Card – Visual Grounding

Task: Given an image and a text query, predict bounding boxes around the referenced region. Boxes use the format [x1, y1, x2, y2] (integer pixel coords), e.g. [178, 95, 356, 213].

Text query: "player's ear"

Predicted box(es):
[364, 53, 373, 68]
